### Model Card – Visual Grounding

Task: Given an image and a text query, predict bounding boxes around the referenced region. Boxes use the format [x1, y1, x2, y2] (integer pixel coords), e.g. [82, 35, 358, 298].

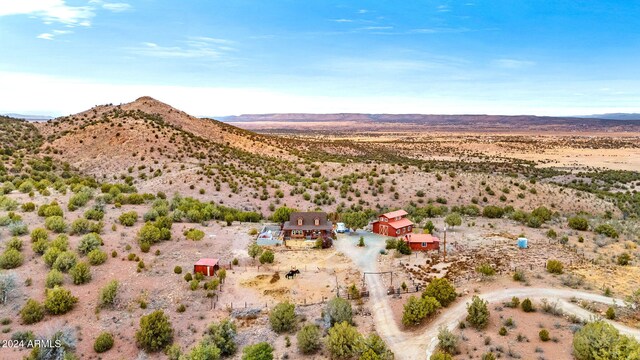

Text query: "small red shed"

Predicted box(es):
[403, 234, 440, 251]
[194, 258, 219, 276]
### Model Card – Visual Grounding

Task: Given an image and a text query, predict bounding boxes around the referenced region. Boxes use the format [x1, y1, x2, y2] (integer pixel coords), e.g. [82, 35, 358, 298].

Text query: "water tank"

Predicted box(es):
[517, 237, 528, 249]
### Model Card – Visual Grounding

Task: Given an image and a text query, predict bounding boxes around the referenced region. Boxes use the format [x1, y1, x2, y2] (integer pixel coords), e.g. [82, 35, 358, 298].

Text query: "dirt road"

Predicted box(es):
[335, 233, 640, 360]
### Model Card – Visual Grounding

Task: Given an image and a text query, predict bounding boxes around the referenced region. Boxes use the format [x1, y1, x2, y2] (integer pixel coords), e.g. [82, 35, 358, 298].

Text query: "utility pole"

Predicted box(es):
[443, 225, 447, 262]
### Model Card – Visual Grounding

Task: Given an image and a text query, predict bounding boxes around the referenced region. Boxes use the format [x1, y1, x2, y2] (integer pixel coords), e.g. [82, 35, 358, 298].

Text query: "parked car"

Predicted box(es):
[336, 222, 348, 233]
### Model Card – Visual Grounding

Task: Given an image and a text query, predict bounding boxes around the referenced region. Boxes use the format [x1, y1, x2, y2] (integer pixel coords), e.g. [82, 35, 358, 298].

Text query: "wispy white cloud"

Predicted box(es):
[410, 27, 470, 34]
[36, 28, 73, 40]
[330, 18, 354, 23]
[37, 33, 54, 40]
[0, 0, 94, 26]
[129, 37, 236, 60]
[360, 26, 393, 31]
[101, 2, 131, 12]
[493, 58, 536, 69]
[358, 9, 368, 14]
[437, 5, 451, 12]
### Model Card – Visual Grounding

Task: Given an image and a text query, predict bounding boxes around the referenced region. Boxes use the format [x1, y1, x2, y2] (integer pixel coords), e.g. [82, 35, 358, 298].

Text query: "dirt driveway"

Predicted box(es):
[335, 231, 640, 360]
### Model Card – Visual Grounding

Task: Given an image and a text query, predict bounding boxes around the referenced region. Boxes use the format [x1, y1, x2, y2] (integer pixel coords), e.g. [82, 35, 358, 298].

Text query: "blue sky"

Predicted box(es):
[1, 0, 639, 116]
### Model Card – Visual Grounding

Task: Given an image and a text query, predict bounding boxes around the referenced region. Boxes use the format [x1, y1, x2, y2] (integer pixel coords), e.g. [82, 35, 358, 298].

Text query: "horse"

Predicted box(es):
[285, 269, 301, 279]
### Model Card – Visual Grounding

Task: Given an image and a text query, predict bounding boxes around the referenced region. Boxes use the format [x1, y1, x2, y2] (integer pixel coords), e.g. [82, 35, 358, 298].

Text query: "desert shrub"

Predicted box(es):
[136, 310, 174, 352]
[531, 206, 552, 222]
[174, 266, 182, 274]
[431, 351, 453, 360]
[184, 341, 221, 359]
[21, 202, 36, 212]
[539, 329, 550, 341]
[68, 188, 93, 211]
[45, 269, 64, 288]
[546, 228, 558, 239]
[70, 261, 91, 284]
[43, 247, 62, 267]
[70, 218, 103, 235]
[606, 307, 616, 320]
[466, 296, 489, 329]
[396, 239, 412, 255]
[422, 278, 457, 307]
[78, 233, 102, 255]
[499, 326, 507, 336]
[573, 320, 640, 359]
[269, 301, 296, 333]
[568, 216, 589, 231]
[0, 272, 17, 305]
[482, 206, 503, 219]
[84, 208, 104, 221]
[94, 332, 114, 353]
[437, 326, 459, 354]
[546, 259, 563, 274]
[44, 286, 78, 315]
[184, 273, 193, 282]
[595, 224, 619, 238]
[184, 228, 205, 241]
[476, 263, 496, 276]
[50, 234, 69, 251]
[53, 251, 78, 272]
[521, 298, 535, 312]
[242, 342, 273, 360]
[32, 239, 48, 255]
[259, 250, 275, 264]
[527, 215, 543, 228]
[8, 221, 28, 236]
[402, 295, 440, 326]
[20, 299, 45, 324]
[512, 270, 526, 282]
[297, 324, 321, 354]
[189, 280, 199, 290]
[38, 202, 64, 217]
[99, 280, 119, 308]
[44, 216, 67, 233]
[481, 352, 496, 360]
[87, 249, 107, 265]
[323, 297, 353, 327]
[119, 211, 138, 226]
[11, 330, 36, 343]
[143, 209, 159, 222]
[326, 321, 363, 359]
[617, 253, 631, 266]
[138, 222, 162, 248]
[0, 248, 23, 269]
[6, 237, 23, 251]
[385, 238, 397, 249]
[30, 228, 49, 243]
[206, 318, 237, 356]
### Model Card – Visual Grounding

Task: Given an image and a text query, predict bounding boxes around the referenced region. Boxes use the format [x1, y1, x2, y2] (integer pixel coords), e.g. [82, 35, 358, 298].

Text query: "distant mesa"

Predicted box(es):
[3, 113, 53, 121]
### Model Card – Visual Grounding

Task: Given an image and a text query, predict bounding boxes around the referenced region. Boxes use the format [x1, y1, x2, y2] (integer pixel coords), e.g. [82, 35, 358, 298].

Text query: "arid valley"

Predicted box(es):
[0, 97, 638, 360]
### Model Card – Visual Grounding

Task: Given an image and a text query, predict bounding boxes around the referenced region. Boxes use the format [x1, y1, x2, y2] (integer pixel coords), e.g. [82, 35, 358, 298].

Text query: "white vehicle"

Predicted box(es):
[336, 222, 348, 233]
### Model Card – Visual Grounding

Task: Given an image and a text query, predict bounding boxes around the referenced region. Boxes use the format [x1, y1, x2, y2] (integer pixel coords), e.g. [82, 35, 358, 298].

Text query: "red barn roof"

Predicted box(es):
[387, 218, 414, 229]
[404, 234, 439, 243]
[381, 209, 408, 219]
[195, 258, 219, 267]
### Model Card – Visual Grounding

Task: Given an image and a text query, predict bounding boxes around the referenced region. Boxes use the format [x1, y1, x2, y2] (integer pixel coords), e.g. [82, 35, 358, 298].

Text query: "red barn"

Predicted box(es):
[193, 258, 219, 276]
[372, 210, 414, 237]
[403, 233, 440, 251]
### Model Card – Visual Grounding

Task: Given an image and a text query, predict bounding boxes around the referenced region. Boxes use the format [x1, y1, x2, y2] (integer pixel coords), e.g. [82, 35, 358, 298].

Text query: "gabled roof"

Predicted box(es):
[387, 218, 414, 229]
[282, 211, 333, 231]
[404, 234, 440, 243]
[381, 209, 408, 219]
[195, 258, 219, 266]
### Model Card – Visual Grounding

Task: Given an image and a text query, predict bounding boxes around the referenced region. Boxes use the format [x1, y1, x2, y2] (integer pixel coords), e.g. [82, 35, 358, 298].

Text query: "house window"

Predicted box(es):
[408, 226, 412, 232]
[401, 228, 406, 234]
[380, 217, 386, 222]
[314, 218, 320, 226]
[421, 242, 427, 247]
[396, 229, 400, 235]
[297, 218, 303, 226]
